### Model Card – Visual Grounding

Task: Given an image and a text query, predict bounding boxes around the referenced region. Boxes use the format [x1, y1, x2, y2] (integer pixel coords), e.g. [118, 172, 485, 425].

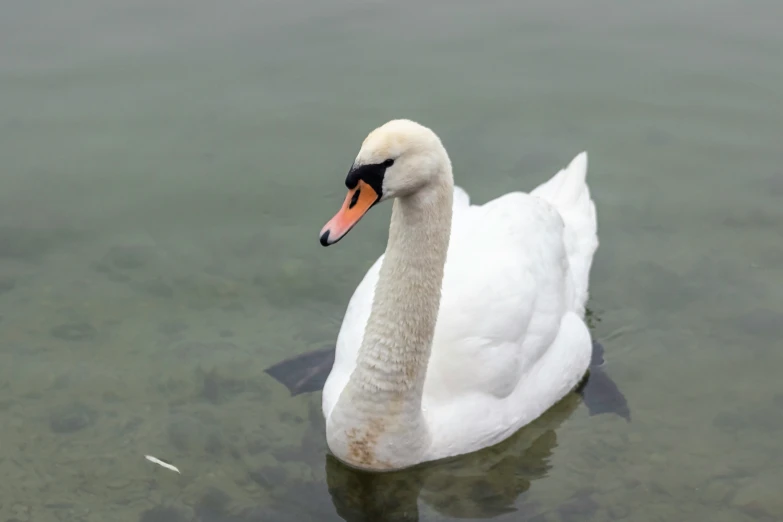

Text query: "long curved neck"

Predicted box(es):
[349, 171, 453, 412]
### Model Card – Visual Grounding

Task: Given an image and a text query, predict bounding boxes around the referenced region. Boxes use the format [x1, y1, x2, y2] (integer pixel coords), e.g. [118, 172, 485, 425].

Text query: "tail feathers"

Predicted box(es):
[530, 152, 589, 209]
[531, 152, 598, 316]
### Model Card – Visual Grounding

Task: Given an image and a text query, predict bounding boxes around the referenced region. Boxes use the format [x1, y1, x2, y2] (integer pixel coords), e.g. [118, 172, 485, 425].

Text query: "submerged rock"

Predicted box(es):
[157, 320, 189, 336]
[732, 471, 783, 519]
[195, 487, 232, 520]
[248, 465, 287, 489]
[49, 402, 97, 433]
[198, 367, 248, 404]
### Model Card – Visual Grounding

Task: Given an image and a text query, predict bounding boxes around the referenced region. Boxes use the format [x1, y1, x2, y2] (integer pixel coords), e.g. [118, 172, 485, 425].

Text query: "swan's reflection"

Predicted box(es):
[323, 392, 581, 521]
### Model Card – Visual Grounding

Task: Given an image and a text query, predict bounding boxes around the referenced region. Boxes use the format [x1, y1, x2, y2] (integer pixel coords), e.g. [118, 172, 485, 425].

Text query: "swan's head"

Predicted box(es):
[320, 119, 449, 246]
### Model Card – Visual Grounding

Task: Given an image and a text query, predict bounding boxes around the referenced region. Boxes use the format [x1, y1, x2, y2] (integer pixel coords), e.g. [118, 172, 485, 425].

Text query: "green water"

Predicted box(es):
[1, 0, 782, 520]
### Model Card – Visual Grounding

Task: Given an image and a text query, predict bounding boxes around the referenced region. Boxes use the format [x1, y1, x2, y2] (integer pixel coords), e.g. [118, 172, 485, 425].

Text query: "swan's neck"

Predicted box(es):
[327, 158, 454, 469]
[345, 174, 453, 412]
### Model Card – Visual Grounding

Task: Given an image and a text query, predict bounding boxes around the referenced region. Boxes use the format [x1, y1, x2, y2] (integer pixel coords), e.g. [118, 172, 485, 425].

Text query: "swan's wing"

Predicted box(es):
[425, 192, 575, 400]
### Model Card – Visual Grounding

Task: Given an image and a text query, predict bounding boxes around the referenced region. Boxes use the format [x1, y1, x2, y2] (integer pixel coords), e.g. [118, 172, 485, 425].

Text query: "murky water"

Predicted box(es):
[1, 0, 782, 520]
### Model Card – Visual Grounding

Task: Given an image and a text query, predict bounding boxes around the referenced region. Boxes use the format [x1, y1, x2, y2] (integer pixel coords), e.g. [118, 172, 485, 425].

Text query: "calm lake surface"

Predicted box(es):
[1, 0, 782, 520]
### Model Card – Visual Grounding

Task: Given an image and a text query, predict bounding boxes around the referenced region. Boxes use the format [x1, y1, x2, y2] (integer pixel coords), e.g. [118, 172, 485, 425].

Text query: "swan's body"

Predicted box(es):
[319, 120, 598, 471]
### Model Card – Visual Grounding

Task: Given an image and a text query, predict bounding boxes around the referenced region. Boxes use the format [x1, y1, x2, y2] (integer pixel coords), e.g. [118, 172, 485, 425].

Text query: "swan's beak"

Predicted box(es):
[320, 180, 380, 246]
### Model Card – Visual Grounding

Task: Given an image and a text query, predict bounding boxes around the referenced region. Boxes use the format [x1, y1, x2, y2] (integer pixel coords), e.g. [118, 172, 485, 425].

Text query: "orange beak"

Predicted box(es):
[320, 180, 380, 246]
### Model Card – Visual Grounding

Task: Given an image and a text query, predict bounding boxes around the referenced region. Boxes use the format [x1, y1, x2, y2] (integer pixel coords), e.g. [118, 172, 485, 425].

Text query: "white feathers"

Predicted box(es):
[144, 455, 181, 474]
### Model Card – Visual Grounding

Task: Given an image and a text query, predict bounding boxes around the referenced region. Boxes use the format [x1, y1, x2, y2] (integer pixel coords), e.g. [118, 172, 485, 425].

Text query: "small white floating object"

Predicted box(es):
[144, 455, 181, 474]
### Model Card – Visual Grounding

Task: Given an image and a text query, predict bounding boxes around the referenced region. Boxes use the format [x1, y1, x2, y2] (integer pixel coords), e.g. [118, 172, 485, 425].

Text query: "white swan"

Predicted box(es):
[319, 119, 598, 471]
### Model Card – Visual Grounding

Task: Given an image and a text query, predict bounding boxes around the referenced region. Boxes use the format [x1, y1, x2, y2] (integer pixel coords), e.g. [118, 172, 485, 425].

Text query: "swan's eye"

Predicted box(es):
[383, 159, 394, 167]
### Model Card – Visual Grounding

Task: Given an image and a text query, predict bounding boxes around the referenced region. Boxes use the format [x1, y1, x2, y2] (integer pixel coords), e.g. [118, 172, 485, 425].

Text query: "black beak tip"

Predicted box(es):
[319, 230, 331, 247]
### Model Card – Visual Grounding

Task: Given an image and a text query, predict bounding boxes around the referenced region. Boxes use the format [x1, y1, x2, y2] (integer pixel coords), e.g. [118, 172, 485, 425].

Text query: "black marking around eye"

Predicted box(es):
[345, 162, 388, 198]
[348, 188, 360, 209]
